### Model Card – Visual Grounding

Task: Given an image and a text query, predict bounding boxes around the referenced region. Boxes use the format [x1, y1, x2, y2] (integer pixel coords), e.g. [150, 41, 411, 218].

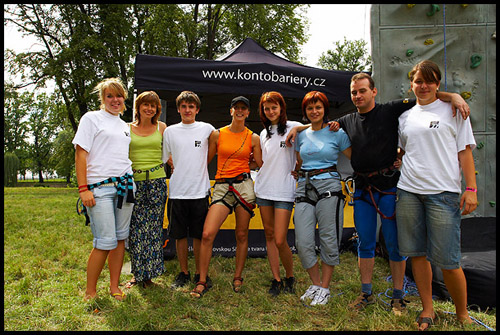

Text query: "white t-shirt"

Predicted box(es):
[163, 121, 215, 199]
[254, 120, 303, 202]
[72, 109, 132, 184]
[397, 99, 476, 194]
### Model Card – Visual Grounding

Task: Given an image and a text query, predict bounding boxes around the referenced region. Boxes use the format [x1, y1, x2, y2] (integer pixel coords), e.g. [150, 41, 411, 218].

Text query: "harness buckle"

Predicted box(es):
[322, 191, 332, 199]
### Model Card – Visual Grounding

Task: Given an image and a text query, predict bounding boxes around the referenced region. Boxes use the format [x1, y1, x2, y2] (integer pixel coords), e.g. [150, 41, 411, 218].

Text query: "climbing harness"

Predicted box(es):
[211, 172, 256, 217]
[353, 166, 398, 220]
[76, 173, 135, 225]
[295, 168, 347, 247]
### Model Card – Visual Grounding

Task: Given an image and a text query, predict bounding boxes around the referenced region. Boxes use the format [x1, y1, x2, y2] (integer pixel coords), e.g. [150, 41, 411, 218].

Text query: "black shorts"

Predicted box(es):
[167, 196, 209, 240]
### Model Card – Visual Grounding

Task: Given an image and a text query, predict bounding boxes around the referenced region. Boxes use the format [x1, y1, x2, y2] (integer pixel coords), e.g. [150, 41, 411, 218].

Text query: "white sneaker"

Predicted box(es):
[311, 287, 330, 306]
[300, 285, 321, 301]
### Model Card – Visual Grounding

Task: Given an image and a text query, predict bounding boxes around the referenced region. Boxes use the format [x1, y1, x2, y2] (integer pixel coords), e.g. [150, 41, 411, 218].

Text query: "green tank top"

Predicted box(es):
[129, 124, 166, 181]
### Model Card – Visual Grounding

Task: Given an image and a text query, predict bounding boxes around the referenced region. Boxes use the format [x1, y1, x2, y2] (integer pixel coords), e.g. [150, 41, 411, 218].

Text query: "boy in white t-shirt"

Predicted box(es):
[162, 91, 215, 288]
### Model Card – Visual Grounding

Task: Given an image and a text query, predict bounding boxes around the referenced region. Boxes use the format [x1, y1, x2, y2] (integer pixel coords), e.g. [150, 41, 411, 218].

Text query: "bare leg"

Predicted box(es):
[411, 256, 435, 330]
[86, 248, 109, 298]
[233, 206, 251, 280]
[260, 206, 281, 281]
[305, 262, 322, 287]
[389, 259, 406, 291]
[359, 257, 374, 285]
[108, 240, 126, 299]
[441, 267, 472, 324]
[196, 204, 229, 290]
[176, 238, 189, 274]
[274, 208, 294, 278]
[192, 238, 201, 275]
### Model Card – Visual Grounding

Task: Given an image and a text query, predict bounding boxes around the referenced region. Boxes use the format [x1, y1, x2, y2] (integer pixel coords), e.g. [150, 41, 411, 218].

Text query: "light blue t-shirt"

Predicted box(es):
[296, 126, 351, 180]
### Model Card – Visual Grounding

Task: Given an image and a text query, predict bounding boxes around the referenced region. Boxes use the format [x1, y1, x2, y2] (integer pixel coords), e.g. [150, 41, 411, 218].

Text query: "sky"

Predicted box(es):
[4, 4, 372, 85]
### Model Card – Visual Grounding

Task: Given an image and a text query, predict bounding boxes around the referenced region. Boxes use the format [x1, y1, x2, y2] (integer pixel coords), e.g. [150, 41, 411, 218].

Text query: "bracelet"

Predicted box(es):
[79, 188, 89, 193]
[465, 187, 477, 193]
[78, 185, 88, 189]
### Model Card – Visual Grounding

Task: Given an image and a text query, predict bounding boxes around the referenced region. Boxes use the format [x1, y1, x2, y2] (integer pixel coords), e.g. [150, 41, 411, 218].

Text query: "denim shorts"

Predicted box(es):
[256, 197, 294, 211]
[396, 188, 461, 269]
[87, 184, 135, 250]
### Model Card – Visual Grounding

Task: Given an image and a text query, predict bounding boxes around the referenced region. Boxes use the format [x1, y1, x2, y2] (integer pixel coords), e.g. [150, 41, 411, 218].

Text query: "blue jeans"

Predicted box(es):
[353, 187, 406, 261]
[87, 185, 135, 250]
[256, 197, 294, 211]
[396, 188, 461, 270]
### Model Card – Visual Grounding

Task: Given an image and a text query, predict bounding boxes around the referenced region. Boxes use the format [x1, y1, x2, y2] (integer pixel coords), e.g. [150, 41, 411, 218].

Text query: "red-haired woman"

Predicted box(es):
[254, 91, 303, 296]
[294, 91, 351, 306]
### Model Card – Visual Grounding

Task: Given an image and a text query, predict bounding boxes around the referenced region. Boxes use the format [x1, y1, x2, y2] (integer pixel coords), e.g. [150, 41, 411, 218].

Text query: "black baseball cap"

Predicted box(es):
[230, 96, 250, 108]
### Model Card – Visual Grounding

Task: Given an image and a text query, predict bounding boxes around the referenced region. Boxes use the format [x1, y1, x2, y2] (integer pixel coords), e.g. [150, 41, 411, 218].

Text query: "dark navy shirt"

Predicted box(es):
[337, 99, 416, 190]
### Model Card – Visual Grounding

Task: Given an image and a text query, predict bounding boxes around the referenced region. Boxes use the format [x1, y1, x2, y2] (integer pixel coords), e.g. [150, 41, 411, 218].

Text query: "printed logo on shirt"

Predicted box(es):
[124, 131, 130, 137]
[429, 121, 439, 128]
[280, 141, 287, 148]
[194, 140, 201, 147]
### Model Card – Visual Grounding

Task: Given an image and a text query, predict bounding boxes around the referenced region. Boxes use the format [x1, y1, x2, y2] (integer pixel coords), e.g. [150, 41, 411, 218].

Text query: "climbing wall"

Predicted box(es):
[371, 4, 496, 217]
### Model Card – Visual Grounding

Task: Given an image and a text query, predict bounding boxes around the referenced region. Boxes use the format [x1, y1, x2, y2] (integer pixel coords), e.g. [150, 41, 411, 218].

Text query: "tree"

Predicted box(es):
[4, 152, 20, 186]
[27, 93, 57, 183]
[5, 4, 310, 130]
[50, 129, 75, 183]
[317, 37, 372, 72]
[4, 83, 32, 178]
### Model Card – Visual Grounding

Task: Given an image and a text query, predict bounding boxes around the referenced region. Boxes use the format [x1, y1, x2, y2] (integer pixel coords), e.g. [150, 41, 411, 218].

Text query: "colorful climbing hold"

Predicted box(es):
[407, 4, 416, 8]
[461, 91, 472, 100]
[475, 170, 478, 175]
[426, 4, 440, 16]
[489, 201, 496, 207]
[470, 54, 482, 69]
[460, 4, 468, 9]
[424, 39, 434, 45]
[476, 141, 484, 149]
[406, 49, 414, 57]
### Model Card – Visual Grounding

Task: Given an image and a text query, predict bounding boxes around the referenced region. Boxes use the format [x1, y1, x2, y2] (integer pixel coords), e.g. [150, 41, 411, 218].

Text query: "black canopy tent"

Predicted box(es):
[134, 38, 358, 257]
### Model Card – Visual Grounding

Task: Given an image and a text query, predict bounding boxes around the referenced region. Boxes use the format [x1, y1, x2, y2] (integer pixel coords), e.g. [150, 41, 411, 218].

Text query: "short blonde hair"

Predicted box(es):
[93, 78, 128, 114]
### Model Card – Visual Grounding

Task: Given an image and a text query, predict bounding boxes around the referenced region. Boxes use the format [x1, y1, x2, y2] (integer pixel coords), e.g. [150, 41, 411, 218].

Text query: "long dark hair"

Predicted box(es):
[259, 91, 287, 138]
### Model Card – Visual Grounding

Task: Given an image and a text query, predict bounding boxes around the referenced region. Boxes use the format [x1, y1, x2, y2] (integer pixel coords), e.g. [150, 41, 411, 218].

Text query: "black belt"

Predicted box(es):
[354, 165, 397, 179]
[297, 165, 337, 178]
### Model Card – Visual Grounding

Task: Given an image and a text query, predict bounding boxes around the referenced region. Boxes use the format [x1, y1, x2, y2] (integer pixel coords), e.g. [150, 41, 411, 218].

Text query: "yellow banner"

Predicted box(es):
[162, 180, 354, 229]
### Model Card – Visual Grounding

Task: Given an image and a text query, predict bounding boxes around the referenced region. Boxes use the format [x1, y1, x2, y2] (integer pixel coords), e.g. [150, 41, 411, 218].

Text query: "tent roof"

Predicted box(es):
[216, 38, 305, 68]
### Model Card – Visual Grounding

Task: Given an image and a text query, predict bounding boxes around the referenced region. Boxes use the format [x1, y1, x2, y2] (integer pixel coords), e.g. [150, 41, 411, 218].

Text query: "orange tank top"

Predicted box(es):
[215, 126, 253, 179]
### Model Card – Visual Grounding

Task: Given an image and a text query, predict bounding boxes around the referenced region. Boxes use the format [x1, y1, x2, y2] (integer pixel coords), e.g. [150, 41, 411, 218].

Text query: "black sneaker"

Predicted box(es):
[172, 271, 191, 288]
[283, 276, 296, 294]
[268, 279, 283, 296]
[193, 273, 213, 288]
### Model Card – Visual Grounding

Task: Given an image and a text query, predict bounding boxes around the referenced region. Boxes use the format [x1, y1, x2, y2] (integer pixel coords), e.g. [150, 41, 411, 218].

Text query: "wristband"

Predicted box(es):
[78, 185, 88, 189]
[79, 188, 88, 193]
[465, 187, 477, 193]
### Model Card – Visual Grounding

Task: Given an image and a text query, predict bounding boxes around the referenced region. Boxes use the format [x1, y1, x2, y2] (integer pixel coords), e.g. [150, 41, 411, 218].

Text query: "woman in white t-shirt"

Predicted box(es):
[254, 91, 302, 296]
[73, 78, 135, 301]
[396, 60, 477, 330]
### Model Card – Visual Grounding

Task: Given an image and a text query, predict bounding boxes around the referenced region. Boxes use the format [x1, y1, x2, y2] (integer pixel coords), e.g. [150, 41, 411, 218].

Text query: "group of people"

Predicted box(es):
[73, 59, 477, 331]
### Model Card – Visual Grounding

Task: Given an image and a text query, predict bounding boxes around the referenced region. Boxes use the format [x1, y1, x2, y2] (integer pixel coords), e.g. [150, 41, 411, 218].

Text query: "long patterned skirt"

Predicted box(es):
[128, 177, 167, 282]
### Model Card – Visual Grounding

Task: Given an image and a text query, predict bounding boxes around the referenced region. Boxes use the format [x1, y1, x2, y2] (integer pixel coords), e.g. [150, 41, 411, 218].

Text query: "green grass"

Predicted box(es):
[4, 187, 496, 331]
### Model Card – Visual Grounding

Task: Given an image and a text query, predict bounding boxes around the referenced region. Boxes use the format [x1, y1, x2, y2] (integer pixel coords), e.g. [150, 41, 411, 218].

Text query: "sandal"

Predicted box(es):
[125, 278, 138, 289]
[110, 291, 126, 301]
[190, 281, 209, 298]
[232, 277, 244, 293]
[416, 311, 436, 331]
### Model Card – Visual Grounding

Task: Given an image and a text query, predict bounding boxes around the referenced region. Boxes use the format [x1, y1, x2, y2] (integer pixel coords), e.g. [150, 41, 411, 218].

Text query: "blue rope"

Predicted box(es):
[442, 4, 447, 90]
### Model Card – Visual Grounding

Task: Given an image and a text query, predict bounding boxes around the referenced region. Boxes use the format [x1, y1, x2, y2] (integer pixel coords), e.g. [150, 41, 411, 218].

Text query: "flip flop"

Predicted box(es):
[416, 312, 435, 331]
[110, 291, 126, 301]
